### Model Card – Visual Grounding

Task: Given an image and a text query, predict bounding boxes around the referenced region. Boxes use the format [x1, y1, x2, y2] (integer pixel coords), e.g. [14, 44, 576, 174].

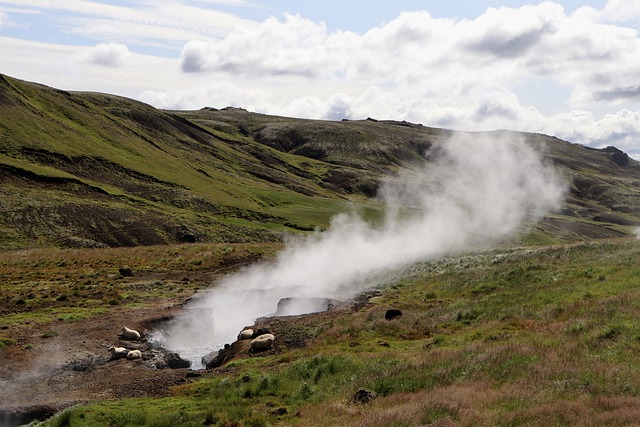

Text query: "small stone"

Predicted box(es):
[351, 388, 377, 404]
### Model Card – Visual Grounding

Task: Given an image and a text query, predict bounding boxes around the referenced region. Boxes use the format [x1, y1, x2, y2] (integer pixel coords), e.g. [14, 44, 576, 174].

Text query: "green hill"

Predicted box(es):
[1, 73, 639, 250]
[4, 74, 640, 426]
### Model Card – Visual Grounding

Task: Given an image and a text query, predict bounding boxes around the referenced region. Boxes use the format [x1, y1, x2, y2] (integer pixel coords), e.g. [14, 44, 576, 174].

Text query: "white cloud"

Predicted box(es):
[600, 0, 640, 23]
[180, 14, 341, 76]
[0, 0, 256, 52]
[79, 42, 130, 67]
[459, 3, 561, 58]
[169, 3, 640, 156]
[0, 10, 8, 27]
[2, 1, 640, 158]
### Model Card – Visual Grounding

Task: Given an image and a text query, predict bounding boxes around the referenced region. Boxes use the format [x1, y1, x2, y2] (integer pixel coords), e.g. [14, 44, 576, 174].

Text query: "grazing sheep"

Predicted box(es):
[126, 349, 142, 360]
[108, 346, 128, 360]
[249, 333, 275, 353]
[120, 326, 141, 340]
[237, 329, 254, 340]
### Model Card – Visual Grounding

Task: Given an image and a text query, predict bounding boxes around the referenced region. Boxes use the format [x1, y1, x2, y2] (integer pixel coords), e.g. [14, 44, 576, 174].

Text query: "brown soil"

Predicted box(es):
[0, 297, 194, 426]
[0, 269, 375, 427]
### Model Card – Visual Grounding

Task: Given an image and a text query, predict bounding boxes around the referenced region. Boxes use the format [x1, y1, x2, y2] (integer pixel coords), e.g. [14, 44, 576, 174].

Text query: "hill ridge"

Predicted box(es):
[1, 73, 639, 249]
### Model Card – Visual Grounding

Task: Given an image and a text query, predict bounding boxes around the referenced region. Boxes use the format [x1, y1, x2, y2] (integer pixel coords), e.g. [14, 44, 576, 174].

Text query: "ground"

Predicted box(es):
[0, 295, 192, 426]
[0, 266, 367, 427]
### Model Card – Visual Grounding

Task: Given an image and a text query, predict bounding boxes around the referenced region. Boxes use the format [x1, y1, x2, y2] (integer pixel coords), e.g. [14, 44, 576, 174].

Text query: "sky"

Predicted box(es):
[1, 1, 640, 157]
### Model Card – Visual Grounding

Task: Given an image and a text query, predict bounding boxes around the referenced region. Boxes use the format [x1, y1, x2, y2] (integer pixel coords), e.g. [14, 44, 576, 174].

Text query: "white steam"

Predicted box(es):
[158, 133, 566, 364]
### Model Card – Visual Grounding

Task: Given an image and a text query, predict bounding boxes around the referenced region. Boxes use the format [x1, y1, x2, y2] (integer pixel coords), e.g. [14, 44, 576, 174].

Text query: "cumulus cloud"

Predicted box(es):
[5, 1, 640, 158]
[169, 2, 640, 157]
[600, 0, 640, 23]
[79, 42, 130, 67]
[180, 14, 341, 77]
[460, 3, 560, 58]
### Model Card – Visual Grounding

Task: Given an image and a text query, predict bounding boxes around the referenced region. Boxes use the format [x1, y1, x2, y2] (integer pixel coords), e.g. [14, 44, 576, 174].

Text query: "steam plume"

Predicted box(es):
[159, 132, 565, 361]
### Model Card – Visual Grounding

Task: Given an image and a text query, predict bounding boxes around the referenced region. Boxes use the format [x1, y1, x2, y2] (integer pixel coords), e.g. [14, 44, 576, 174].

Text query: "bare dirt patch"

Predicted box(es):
[0, 297, 195, 426]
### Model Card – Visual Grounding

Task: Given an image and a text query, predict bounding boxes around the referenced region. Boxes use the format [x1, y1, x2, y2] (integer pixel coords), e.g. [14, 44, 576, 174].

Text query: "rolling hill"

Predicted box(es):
[4, 74, 640, 426]
[1, 73, 639, 250]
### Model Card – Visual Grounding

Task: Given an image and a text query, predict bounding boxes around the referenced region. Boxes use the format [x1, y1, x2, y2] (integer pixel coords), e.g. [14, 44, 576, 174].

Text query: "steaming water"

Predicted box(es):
[158, 133, 566, 367]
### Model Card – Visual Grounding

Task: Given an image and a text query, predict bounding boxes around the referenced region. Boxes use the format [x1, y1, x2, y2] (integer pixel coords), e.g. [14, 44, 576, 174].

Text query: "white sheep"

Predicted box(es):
[249, 333, 275, 353]
[120, 326, 141, 340]
[108, 346, 128, 360]
[237, 329, 254, 340]
[126, 349, 142, 360]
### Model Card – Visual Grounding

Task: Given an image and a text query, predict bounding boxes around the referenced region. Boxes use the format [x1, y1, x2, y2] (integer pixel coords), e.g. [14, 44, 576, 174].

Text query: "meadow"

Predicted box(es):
[18, 237, 640, 426]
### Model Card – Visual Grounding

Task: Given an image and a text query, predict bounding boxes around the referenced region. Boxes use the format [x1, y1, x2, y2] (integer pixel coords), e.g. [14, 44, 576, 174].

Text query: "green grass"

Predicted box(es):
[1, 74, 388, 249]
[5, 73, 640, 250]
[34, 238, 640, 426]
[0, 243, 279, 329]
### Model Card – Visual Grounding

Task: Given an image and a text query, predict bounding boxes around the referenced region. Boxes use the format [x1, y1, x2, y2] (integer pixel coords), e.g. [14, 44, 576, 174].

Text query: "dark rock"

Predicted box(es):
[351, 388, 377, 404]
[118, 266, 134, 277]
[385, 309, 402, 321]
[150, 349, 191, 369]
[270, 407, 288, 416]
[201, 350, 218, 366]
[0, 404, 66, 427]
[206, 340, 252, 369]
[206, 347, 232, 369]
[602, 146, 630, 167]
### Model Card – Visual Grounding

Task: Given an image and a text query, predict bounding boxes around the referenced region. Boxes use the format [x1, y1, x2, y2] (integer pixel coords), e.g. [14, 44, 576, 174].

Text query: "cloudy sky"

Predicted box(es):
[1, 1, 640, 156]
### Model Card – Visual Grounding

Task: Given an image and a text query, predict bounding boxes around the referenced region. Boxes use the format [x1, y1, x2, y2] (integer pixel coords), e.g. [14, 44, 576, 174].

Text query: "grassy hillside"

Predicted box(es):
[3, 74, 640, 426]
[2, 74, 640, 250]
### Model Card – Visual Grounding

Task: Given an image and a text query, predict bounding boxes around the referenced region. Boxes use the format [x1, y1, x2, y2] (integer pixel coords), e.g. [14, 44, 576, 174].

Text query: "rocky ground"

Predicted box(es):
[0, 297, 194, 426]
[0, 271, 373, 427]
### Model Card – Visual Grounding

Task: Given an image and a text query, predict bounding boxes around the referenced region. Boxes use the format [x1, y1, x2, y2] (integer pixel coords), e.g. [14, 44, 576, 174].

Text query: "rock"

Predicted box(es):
[351, 388, 377, 404]
[602, 146, 630, 167]
[150, 349, 191, 369]
[270, 407, 287, 416]
[384, 309, 402, 321]
[201, 350, 218, 366]
[118, 267, 134, 277]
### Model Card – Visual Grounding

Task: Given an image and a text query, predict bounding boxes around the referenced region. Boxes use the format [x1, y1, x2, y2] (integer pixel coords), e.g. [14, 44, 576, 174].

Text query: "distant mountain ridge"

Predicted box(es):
[1, 73, 639, 250]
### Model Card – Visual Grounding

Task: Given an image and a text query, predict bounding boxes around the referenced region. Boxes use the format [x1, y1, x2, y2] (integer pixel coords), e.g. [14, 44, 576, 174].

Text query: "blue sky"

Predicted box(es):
[1, 1, 639, 157]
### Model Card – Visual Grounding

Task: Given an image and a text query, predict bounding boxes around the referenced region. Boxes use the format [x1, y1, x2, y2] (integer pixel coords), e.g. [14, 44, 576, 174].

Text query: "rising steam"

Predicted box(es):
[157, 132, 566, 363]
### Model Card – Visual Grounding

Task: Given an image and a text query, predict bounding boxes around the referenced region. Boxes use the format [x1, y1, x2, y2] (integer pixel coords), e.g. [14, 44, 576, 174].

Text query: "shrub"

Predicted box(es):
[0, 337, 16, 348]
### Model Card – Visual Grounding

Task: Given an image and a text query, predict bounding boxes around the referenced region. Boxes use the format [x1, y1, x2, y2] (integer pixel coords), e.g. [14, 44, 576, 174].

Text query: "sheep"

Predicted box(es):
[237, 328, 254, 340]
[120, 326, 141, 340]
[108, 346, 128, 360]
[249, 333, 275, 353]
[126, 349, 142, 360]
